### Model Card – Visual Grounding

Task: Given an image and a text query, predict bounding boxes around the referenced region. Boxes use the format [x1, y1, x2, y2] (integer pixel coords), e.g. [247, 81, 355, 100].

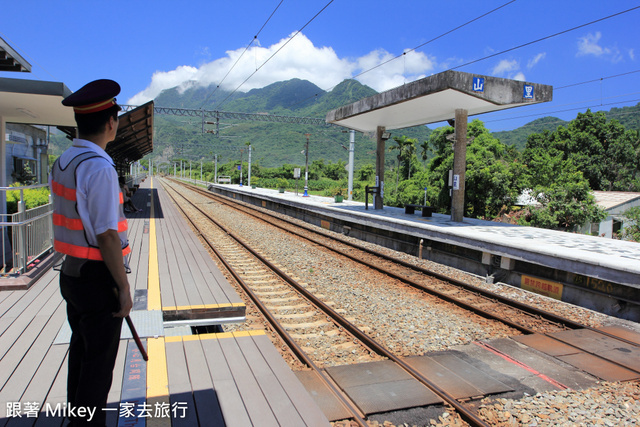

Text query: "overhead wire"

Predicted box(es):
[555, 69, 640, 90]
[286, 0, 517, 109]
[485, 98, 640, 126]
[288, 5, 640, 116]
[450, 5, 640, 71]
[199, 0, 284, 109]
[215, 0, 336, 110]
[348, 0, 517, 84]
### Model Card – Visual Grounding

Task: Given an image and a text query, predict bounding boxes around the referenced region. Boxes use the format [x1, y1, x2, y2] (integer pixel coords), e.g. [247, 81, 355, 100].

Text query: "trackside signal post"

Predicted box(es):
[326, 70, 552, 221]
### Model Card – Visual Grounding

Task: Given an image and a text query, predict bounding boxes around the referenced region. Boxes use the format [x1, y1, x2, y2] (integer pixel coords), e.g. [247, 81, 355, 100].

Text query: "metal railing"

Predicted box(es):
[1, 173, 148, 277]
[1, 184, 53, 276]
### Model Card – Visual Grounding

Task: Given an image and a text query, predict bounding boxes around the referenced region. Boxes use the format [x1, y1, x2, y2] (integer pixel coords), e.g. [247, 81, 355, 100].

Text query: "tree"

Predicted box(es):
[619, 206, 640, 242]
[517, 158, 607, 231]
[525, 110, 640, 192]
[388, 136, 417, 185]
[425, 120, 516, 218]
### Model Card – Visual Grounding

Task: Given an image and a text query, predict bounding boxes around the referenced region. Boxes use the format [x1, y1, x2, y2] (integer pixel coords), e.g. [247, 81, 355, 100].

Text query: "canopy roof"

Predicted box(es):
[109, 100, 154, 165]
[58, 101, 154, 169]
[0, 77, 75, 126]
[326, 70, 553, 133]
[0, 37, 30, 72]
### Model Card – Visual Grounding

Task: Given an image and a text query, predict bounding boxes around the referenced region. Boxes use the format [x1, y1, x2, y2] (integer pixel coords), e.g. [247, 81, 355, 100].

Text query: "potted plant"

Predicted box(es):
[332, 187, 346, 203]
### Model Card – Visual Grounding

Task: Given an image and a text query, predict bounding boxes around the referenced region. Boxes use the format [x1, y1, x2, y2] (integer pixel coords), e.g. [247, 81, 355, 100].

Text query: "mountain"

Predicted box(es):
[607, 102, 640, 131]
[151, 79, 434, 168]
[49, 79, 639, 168]
[492, 116, 568, 150]
[491, 103, 640, 150]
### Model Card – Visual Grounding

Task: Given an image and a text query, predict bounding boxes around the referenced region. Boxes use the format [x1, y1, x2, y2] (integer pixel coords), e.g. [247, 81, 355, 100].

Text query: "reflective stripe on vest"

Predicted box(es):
[51, 150, 129, 260]
[54, 240, 132, 261]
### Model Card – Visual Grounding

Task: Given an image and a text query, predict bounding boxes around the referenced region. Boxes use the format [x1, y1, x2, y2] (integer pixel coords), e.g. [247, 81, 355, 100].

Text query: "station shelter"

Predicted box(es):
[326, 70, 553, 222]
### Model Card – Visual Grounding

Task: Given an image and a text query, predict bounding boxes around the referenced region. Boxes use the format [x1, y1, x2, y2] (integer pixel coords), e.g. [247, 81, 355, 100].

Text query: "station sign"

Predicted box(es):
[473, 77, 485, 92]
[523, 84, 534, 99]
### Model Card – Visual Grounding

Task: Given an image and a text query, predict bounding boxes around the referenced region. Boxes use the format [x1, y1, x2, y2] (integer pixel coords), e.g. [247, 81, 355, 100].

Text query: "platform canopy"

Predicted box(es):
[326, 70, 553, 132]
[57, 101, 155, 172]
[0, 77, 75, 127]
[0, 37, 31, 73]
[109, 100, 154, 166]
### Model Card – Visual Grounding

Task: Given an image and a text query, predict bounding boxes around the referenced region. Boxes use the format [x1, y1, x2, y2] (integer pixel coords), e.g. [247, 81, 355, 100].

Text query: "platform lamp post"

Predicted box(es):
[303, 133, 311, 197]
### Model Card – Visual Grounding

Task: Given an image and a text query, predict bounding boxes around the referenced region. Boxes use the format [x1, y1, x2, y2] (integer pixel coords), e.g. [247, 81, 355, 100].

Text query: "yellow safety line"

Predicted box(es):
[198, 330, 266, 340]
[147, 177, 162, 311]
[162, 302, 246, 312]
[146, 337, 169, 398]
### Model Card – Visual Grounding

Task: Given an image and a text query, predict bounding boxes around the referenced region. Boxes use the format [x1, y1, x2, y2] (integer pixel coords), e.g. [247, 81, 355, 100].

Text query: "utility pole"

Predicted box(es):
[247, 144, 252, 187]
[303, 133, 311, 197]
[214, 154, 218, 183]
[348, 130, 355, 201]
[239, 149, 243, 187]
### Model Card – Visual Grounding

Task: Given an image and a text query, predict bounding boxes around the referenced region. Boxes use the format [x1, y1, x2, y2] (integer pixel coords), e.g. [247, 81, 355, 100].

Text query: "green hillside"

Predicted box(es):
[49, 77, 640, 169]
[492, 116, 568, 150]
[151, 78, 433, 168]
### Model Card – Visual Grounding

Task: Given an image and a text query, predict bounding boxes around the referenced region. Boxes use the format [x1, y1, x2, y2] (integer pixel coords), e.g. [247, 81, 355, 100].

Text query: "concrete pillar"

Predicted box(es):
[500, 256, 516, 270]
[482, 252, 492, 265]
[451, 109, 468, 222]
[375, 126, 386, 210]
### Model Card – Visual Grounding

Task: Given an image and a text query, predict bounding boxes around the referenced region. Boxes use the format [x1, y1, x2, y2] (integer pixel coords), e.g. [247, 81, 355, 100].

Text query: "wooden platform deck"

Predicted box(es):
[0, 177, 329, 426]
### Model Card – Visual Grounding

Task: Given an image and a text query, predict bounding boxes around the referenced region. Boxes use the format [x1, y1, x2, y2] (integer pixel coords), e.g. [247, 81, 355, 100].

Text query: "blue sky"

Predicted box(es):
[2, 0, 639, 132]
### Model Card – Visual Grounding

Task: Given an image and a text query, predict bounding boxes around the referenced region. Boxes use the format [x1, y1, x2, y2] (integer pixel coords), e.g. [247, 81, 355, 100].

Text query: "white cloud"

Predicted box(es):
[128, 65, 198, 105]
[576, 32, 622, 62]
[513, 72, 526, 82]
[352, 49, 435, 92]
[630, 49, 635, 61]
[127, 33, 438, 104]
[489, 59, 525, 81]
[491, 59, 519, 76]
[527, 52, 546, 69]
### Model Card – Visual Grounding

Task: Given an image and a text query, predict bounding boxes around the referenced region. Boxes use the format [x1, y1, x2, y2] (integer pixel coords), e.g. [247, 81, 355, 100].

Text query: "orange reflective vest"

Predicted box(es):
[51, 150, 130, 260]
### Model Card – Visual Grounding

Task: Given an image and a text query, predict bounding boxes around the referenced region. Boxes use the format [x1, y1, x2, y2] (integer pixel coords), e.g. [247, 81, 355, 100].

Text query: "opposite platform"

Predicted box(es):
[210, 182, 640, 322]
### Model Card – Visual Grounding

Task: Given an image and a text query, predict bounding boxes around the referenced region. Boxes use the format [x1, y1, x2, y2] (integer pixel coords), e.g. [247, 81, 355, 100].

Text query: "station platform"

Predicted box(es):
[0, 178, 329, 426]
[210, 182, 640, 322]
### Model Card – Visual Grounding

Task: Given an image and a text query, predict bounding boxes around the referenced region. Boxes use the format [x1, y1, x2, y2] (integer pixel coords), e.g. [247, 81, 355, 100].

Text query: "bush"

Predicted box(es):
[619, 206, 640, 242]
[6, 185, 51, 215]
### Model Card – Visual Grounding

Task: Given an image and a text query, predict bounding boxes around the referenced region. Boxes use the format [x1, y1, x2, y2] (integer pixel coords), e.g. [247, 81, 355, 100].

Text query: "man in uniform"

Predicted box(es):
[50, 79, 132, 426]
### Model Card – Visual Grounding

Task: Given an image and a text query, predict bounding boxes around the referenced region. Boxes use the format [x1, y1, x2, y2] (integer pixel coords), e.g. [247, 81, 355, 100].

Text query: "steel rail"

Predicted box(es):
[163, 178, 490, 427]
[180, 181, 559, 335]
[191, 181, 640, 346]
[161, 181, 369, 427]
[179, 181, 640, 377]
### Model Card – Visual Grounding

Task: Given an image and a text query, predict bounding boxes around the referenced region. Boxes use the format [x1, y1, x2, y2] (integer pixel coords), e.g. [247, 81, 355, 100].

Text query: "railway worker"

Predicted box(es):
[50, 79, 132, 426]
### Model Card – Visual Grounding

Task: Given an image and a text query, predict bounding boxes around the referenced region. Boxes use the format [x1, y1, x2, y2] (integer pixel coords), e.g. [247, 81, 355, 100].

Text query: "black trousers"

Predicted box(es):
[60, 261, 123, 427]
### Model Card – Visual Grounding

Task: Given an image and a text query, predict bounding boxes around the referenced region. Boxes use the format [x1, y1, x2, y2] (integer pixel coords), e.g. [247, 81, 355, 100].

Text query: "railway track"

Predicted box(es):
[168, 179, 581, 336]
[161, 178, 640, 426]
[161, 179, 491, 426]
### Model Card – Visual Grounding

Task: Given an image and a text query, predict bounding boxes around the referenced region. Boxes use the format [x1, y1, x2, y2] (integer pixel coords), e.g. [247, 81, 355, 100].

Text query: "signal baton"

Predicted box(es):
[125, 315, 149, 361]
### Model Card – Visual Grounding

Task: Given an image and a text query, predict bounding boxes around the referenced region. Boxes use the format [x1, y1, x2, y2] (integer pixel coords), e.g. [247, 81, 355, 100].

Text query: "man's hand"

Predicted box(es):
[97, 229, 132, 318]
[113, 287, 133, 318]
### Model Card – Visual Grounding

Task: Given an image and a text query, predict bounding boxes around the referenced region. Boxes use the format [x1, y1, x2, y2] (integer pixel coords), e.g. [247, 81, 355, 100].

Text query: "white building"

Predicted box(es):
[581, 191, 640, 238]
